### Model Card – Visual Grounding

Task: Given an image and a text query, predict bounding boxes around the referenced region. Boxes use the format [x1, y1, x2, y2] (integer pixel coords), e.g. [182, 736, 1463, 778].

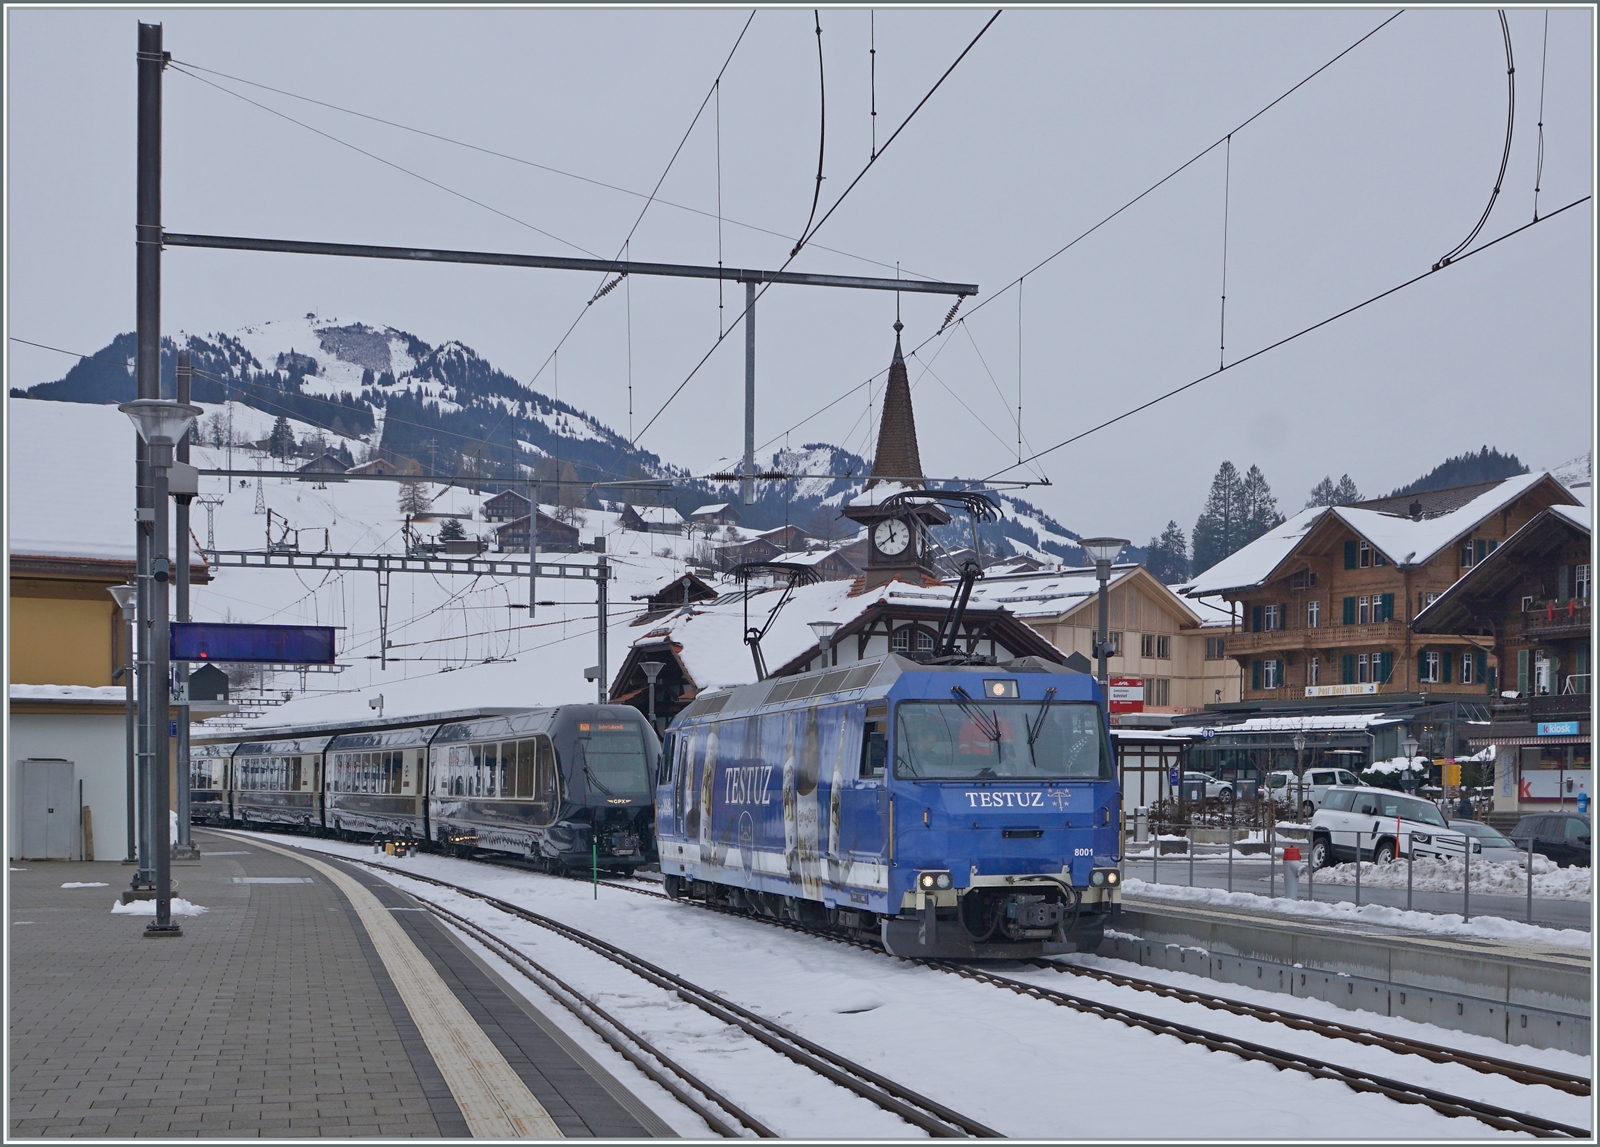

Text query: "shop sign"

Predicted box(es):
[1537, 720, 1581, 736]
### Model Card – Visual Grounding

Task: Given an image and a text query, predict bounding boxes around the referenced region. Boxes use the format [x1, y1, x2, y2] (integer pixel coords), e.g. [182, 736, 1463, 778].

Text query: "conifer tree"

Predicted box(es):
[438, 517, 466, 541]
[1238, 464, 1284, 543]
[268, 415, 296, 460]
[1144, 520, 1191, 584]
[1306, 473, 1362, 508]
[1191, 461, 1243, 575]
[397, 480, 432, 516]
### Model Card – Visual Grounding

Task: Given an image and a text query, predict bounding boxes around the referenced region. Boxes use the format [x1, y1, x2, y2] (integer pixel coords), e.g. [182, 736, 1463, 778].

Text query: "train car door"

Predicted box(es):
[835, 704, 887, 872]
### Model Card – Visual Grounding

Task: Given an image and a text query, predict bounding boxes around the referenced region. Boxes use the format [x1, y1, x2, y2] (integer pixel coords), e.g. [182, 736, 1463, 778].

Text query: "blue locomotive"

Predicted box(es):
[655, 653, 1121, 958]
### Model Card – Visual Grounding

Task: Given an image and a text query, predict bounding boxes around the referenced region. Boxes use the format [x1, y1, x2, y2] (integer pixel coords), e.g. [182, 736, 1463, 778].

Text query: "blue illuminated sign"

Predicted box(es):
[1537, 721, 1580, 737]
[170, 622, 336, 665]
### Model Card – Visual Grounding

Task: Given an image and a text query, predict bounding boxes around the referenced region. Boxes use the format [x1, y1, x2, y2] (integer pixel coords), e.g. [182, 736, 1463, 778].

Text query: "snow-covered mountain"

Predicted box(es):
[14, 315, 1099, 561]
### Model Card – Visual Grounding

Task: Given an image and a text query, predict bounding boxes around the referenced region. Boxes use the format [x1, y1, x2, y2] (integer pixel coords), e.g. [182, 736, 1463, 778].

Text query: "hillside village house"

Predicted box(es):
[619, 504, 685, 534]
[1414, 505, 1591, 815]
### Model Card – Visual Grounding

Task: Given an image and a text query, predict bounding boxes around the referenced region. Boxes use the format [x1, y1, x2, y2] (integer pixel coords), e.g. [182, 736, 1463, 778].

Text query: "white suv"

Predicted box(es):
[1265, 768, 1361, 818]
[1308, 785, 1482, 868]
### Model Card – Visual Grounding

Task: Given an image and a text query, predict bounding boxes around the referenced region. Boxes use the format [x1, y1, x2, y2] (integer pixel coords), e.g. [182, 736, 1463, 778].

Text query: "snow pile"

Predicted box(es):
[1124, 879, 1592, 947]
[110, 898, 208, 916]
[61, 882, 109, 889]
[1362, 756, 1427, 776]
[1314, 857, 1591, 900]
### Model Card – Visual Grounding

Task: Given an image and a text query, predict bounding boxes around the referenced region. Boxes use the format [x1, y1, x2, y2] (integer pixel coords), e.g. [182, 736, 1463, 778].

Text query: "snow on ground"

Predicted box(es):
[1124, 880, 1592, 949]
[239, 831, 1582, 1139]
[1313, 857, 1592, 901]
[109, 897, 208, 916]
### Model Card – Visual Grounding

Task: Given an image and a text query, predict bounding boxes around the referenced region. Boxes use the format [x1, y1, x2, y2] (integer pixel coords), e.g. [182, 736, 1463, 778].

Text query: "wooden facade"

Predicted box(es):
[1206, 475, 1578, 703]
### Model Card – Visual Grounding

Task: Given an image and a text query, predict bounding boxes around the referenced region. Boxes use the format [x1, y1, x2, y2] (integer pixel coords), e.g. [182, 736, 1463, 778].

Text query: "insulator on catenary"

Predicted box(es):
[588, 273, 627, 305]
[938, 298, 963, 332]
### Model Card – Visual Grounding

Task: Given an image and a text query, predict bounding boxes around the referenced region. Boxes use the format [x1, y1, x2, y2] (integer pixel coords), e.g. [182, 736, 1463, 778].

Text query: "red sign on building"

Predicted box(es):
[1108, 676, 1145, 714]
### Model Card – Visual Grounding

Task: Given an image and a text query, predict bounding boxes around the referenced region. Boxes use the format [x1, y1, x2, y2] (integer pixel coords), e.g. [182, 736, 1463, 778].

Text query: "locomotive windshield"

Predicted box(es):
[893, 700, 1112, 781]
[575, 723, 652, 801]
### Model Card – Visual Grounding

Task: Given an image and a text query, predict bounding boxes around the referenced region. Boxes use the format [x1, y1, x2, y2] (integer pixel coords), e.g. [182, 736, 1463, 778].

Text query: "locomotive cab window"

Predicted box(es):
[577, 723, 651, 802]
[893, 699, 1112, 780]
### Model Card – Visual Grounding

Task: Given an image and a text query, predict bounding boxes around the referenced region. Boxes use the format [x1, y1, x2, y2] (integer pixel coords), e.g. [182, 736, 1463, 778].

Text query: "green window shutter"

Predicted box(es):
[1251, 605, 1262, 633]
[1380, 593, 1394, 622]
[1487, 539, 1498, 554]
[1418, 650, 1429, 682]
[1344, 541, 1357, 569]
[1442, 651, 1452, 684]
[1488, 664, 1497, 693]
[1517, 648, 1530, 694]
[1475, 539, 1487, 563]
[1475, 650, 1488, 686]
[1341, 654, 1356, 684]
[1342, 597, 1356, 625]
[1251, 660, 1262, 690]
[1559, 565, 1570, 603]
[1380, 651, 1393, 683]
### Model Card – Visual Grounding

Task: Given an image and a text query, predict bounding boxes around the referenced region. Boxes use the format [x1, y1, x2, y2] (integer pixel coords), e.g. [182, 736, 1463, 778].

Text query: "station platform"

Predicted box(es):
[8, 829, 671, 1138]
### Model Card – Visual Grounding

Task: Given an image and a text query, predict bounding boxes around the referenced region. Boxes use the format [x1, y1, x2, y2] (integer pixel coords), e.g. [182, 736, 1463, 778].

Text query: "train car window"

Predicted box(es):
[861, 705, 888, 779]
[535, 736, 559, 819]
[510, 740, 530, 798]
[893, 700, 1113, 780]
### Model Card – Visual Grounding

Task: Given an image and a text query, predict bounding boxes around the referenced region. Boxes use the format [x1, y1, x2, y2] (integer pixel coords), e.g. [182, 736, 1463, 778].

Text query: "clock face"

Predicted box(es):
[874, 518, 912, 556]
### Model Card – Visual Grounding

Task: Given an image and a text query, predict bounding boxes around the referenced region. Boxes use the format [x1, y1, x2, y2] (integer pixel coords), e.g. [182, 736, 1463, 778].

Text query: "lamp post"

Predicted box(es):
[108, 584, 139, 866]
[809, 620, 842, 669]
[1400, 734, 1420, 795]
[1292, 731, 1307, 823]
[1080, 538, 1128, 687]
[120, 397, 202, 939]
[641, 661, 664, 735]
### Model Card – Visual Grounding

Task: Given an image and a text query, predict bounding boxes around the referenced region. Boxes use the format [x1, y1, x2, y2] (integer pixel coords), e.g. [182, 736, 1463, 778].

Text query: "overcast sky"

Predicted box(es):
[6, 6, 1593, 544]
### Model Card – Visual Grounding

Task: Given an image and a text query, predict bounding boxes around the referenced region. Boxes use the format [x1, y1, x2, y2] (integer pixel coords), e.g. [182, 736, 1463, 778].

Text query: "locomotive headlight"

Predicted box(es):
[920, 873, 937, 890]
[1089, 870, 1107, 886]
[935, 872, 952, 890]
[1105, 870, 1120, 886]
[919, 870, 951, 891]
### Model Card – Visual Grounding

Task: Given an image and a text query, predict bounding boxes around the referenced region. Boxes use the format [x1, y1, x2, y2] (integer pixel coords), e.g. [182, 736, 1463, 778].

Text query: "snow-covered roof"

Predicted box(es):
[625, 576, 1061, 693]
[1550, 503, 1591, 531]
[845, 480, 920, 508]
[766, 548, 852, 568]
[11, 684, 127, 703]
[964, 565, 1130, 618]
[627, 504, 684, 525]
[689, 503, 732, 517]
[1184, 473, 1570, 597]
[1195, 713, 1403, 734]
[1180, 507, 1324, 597]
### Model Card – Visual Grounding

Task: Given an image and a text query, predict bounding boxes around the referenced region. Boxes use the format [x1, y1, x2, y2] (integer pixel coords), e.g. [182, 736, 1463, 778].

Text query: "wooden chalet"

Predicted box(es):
[493, 511, 581, 553]
[1414, 505, 1590, 813]
[620, 504, 685, 534]
[1185, 473, 1581, 704]
[482, 489, 531, 523]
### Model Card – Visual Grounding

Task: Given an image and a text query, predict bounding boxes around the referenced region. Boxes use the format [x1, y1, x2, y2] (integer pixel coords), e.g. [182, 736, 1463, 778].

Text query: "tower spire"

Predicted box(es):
[868, 319, 922, 487]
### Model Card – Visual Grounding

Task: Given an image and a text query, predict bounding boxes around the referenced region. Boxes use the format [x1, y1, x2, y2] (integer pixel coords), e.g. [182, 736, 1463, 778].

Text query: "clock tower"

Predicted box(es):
[841, 320, 949, 588]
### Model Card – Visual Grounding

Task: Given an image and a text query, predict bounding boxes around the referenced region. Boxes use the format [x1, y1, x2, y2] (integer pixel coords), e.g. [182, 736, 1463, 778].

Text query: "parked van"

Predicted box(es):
[1309, 785, 1483, 868]
[1265, 767, 1361, 818]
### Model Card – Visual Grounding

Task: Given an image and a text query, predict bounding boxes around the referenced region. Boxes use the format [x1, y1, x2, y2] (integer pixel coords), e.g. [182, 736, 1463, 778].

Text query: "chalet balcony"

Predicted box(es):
[1490, 692, 1591, 722]
[1225, 621, 1411, 656]
[1520, 602, 1590, 640]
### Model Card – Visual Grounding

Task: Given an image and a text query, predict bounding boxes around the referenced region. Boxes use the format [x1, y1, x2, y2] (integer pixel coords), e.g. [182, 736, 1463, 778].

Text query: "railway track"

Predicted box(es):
[337, 855, 1000, 1139]
[1023, 958, 1591, 1097]
[247, 835, 1592, 1138]
[577, 868, 1593, 1104]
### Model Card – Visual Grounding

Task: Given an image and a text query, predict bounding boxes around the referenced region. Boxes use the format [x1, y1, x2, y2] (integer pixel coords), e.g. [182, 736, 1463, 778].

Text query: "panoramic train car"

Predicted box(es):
[655, 654, 1121, 958]
[430, 706, 659, 871]
[324, 723, 440, 841]
[188, 740, 235, 825]
[229, 734, 334, 830]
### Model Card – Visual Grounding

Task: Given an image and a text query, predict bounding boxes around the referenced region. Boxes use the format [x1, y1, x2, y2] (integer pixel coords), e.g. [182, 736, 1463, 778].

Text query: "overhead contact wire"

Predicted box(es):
[1433, 10, 1514, 269]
